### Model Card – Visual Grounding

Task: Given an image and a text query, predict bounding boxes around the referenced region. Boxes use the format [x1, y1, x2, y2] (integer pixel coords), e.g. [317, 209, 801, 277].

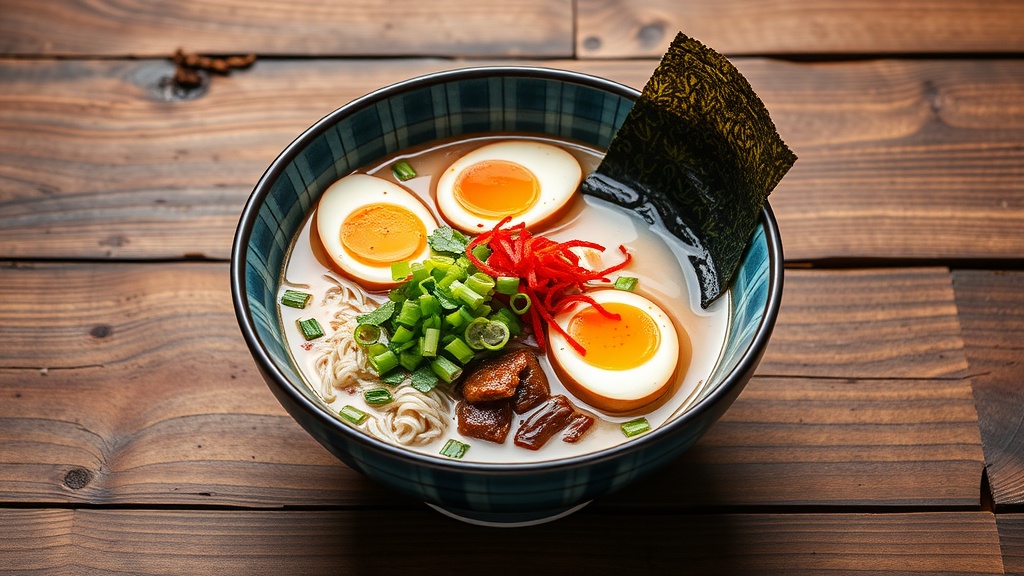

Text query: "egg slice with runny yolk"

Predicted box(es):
[548, 289, 690, 414]
[316, 174, 437, 290]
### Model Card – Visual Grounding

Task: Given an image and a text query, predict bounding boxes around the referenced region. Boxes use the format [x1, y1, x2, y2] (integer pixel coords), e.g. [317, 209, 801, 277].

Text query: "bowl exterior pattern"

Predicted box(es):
[232, 67, 781, 521]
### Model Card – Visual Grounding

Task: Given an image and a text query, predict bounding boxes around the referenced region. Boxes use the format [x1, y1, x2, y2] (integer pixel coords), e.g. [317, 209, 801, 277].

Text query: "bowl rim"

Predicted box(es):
[230, 65, 784, 475]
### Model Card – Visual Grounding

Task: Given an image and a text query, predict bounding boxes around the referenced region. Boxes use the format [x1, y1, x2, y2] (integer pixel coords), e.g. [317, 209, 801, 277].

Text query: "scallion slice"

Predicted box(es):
[431, 356, 462, 384]
[339, 405, 368, 425]
[440, 439, 470, 459]
[495, 276, 520, 295]
[444, 337, 474, 365]
[391, 261, 411, 281]
[364, 387, 394, 405]
[509, 292, 531, 314]
[370, 349, 399, 375]
[614, 276, 639, 291]
[620, 417, 651, 438]
[353, 324, 381, 346]
[297, 317, 325, 340]
[280, 289, 311, 309]
[391, 160, 417, 181]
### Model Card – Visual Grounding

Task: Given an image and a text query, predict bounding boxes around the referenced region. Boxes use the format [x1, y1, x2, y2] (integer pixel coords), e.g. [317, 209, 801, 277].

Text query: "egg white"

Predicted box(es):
[547, 289, 681, 414]
[316, 173, 437, 289]
[435, 141, 582, 233]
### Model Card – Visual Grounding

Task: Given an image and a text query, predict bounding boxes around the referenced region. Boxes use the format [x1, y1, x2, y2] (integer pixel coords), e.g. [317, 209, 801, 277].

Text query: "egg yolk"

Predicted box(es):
[339, 202, 426, 265]
[453, 160, 539, 218]
[567, 302, 660, 370]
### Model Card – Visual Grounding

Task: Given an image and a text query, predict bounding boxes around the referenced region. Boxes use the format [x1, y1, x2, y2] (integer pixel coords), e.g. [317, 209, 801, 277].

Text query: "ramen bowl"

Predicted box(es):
[231, 66, 783, 526]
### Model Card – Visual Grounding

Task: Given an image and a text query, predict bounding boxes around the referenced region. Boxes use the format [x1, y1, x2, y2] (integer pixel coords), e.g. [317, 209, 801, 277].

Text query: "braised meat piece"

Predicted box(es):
[460, 348, 531, 403]
[456, 400, 513, 444]
[512, 352, 550, 414]
[562, 411, 596, 443]
[514, 395, 576, 450]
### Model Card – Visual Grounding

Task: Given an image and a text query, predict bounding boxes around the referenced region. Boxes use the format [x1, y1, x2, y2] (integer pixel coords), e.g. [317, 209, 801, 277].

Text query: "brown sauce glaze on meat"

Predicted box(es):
[460, 348, 530, 403]
[513, 352, 550, 414]
[561, 411, 596, 443]
[456, 400, 513, 444]
[514, 395, 576, 450]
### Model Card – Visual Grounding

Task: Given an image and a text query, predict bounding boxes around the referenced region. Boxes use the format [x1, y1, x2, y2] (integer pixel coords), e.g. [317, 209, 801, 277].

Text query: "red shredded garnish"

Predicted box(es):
[466, 217, 632, 354]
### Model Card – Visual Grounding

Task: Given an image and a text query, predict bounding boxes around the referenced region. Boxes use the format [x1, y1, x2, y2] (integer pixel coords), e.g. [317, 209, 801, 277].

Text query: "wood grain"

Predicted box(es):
[2, 58, 1022, 262]
[762, 268, 968, 380]
[954, 270, 1024, 509]
[0, 0, 573, 57]
[0, 509, 1006, 575]
[1000, 514, 1024, 576]
[576, 0, 1024, 57]
[0, 263, 982, 508]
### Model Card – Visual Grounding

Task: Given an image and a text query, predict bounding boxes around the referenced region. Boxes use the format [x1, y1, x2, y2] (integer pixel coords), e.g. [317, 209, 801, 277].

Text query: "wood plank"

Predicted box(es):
[1000, 514, 1024, 576]
[0, 0, 573, 57]
[761, 268, 968, 380]
[954, 270, 1024, 508]
[0, 509, 1006, 575]
[577, 0, 1024, 57]
[2, 58, 1023, 262]
[0, 263, 982, 507]
[608, 374, 984, 508]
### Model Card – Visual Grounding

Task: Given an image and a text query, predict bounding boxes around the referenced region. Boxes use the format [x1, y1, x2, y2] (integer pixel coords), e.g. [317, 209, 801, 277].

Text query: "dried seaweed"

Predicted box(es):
[581, 33, 796, 307]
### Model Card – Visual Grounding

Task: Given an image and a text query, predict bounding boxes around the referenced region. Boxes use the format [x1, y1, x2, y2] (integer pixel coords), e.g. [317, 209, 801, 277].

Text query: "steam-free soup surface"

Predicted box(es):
[279, 134, 729, 463]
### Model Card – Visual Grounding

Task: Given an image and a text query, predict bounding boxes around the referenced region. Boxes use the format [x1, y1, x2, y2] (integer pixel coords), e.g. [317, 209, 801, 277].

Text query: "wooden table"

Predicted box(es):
[2, 1, 1023, 573]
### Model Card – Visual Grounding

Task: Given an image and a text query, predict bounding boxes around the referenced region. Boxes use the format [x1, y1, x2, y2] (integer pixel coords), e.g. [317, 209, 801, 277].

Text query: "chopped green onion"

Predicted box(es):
[339, 405, 368, 425]
[465, 272, 495, 296]
[391, 160, 417, 181]
[418, 294, 441, 317]
[471, 243, 492, 263]
[620, 417, 651, 438]
[410, 365, 439, 393]
[395, 300, 422, 327]
[431, 356, 462, 384]
[399, 350, 422, 372]
[297, 318, 325, 340]
[366, 342, 388, 358]
[280, 289, 311, 309]
[465, 318, 509, 351]
[509, 292, 531, 315]
[353, 323, 381, 346]
[614, 276, 639, 291]
[444, 337, 474, 365]
[440, 439, 470, 459]
[370, 349, 399, 375]
[364, 387, 394, 405]
[422, 327, 441, 357]
[410, 261, 429, 282]
[445, 308, 466, 329]
[450, 279, 485, 309]
[391, 261, 411, 281]
[495, 276, 520, 295]
[390, 324, 416, 344]
[491, 307, 522, 337]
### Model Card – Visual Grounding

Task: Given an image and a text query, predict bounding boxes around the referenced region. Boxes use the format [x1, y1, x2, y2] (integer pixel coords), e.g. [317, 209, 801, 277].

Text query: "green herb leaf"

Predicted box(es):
[357, 300, 396, 327]
[410, 365, 439, 393]
[427, 226, 471, 255]
[381, 370, 408, 386]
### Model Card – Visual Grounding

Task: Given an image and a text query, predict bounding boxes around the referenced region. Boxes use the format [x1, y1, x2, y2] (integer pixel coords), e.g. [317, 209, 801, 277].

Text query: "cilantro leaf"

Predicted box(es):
[427, 226, 471, 255]
[357, 300, 396, 327]
[410, 365, 440, 393]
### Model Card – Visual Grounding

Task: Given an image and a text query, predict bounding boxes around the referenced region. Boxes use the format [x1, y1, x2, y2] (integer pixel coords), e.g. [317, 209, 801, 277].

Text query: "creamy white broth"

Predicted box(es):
[279, 135, 729, 463]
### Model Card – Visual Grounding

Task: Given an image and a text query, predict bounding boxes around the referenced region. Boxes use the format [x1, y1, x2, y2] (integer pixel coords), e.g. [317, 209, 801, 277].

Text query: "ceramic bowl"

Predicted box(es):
[231, 66, 783, 525]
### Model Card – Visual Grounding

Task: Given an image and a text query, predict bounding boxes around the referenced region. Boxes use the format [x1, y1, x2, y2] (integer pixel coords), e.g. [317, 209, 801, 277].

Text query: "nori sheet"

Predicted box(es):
[581, 33, 796, 308]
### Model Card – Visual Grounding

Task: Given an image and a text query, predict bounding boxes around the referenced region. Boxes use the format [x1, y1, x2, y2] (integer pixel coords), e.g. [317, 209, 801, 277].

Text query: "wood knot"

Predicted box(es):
[63, 468, 93, 490]
[89, 324, 113, 339]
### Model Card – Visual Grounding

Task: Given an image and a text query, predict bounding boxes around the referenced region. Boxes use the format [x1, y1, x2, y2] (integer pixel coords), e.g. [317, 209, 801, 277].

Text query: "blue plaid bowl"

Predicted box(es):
[231, 67, 783, 525]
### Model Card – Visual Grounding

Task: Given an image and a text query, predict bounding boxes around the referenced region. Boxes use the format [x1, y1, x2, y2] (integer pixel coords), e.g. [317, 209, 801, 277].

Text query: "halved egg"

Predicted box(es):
[316, 173, 437, 290]
[547, 290, 691, 414]
[435, 141, 582, 233]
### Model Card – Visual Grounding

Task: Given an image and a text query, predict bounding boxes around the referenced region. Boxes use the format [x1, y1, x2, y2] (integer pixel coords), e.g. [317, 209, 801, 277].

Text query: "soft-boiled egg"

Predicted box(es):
[547, 289, 691, 414]
[435, 141, 582, 233]
[316, 173, 437, 290]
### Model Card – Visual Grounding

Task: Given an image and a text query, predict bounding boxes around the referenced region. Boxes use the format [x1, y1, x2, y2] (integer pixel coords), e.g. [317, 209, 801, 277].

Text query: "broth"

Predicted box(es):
[279, 134, 729, 463]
